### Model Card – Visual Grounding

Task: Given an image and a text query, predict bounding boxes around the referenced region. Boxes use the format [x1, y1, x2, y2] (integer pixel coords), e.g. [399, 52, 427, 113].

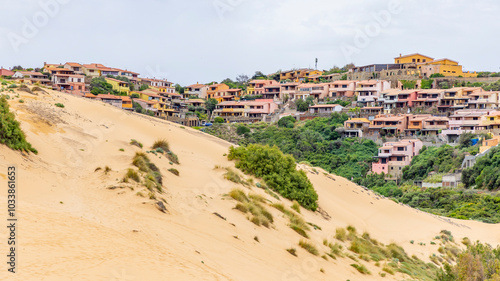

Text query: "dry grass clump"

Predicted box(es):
[286, 248, 297, 256]
[223, 168, 247, 186]
[125, 168, 140, 182]
[291, 200, 301, 214]
[130, 139, 143, 148]
[152, 139, 170, 152]
[151, 139, 179, 164]
[299, 240, 319, 256]
[168, 168, 179, 176]
[351, 263, 370, 275]
[271, 202, 310, 238]
[229, 188, 273, 228]
[130, 152, 162, 192]
[335, 227, 347, 241]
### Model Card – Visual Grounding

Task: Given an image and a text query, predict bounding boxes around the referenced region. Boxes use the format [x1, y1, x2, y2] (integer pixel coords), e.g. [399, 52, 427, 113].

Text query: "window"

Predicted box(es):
[399, 167, 402, 170]
[396, 156, 403, 161]
[412, 59, 416, 62]
[423, 59, 426, 62]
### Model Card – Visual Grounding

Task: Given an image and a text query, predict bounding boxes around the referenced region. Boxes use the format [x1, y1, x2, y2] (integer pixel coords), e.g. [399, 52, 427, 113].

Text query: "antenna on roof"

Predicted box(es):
[315, 58, 318, 70]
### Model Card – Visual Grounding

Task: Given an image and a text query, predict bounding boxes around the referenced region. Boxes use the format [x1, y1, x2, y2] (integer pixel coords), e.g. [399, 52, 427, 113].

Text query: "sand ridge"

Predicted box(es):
[0, 88, 499, 280]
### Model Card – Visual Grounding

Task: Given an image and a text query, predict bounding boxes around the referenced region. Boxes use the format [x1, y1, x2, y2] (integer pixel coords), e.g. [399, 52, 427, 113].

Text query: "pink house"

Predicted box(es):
[296, 83, 330, 100]
[395, 90, 419, 109]
[280, 82, 299, 100]
[329, 80, 357, 99]
[372, 139, 423, 178]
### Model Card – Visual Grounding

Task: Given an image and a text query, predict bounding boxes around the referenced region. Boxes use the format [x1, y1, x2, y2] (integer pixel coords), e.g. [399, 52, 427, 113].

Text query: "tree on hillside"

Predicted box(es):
[236, 74, 249, 85]
[174, 83, 184, 94]
[12, 65, 23, 71]
[89, 77, 114, 95]
[205, 98, 218, 114]
[139, 84, 149, 91]
[251, 71, 266, 80]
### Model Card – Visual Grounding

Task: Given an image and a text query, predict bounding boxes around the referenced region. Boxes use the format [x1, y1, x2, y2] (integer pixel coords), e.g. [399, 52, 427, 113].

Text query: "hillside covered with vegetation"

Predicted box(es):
[230, 113, 379, 183]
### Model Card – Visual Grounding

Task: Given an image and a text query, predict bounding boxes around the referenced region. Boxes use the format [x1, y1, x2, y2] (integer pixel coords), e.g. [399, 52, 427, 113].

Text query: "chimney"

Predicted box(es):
[399, 54, 402, 57]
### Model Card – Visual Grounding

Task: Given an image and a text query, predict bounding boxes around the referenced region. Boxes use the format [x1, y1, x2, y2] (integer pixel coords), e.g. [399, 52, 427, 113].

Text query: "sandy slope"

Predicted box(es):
[0, 88, 499, 281]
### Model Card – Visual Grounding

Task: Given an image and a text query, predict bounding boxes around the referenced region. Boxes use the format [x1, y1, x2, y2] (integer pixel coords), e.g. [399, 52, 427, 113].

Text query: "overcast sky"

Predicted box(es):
[1, 0, 499, 85]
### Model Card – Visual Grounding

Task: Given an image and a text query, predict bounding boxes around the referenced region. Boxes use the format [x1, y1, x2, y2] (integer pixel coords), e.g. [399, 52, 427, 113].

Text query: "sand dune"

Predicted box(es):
[0, 89, 499, 280]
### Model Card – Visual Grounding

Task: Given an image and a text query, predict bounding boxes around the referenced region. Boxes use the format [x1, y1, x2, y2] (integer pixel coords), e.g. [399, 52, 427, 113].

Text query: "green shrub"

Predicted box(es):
[55, 103, 65, 108]
[228, 144, 318, 211]
[214, 117, 224, 123]
[236, 125, 250, 135]
[0, 96, 37, 154]
[18, 99, 24, 103]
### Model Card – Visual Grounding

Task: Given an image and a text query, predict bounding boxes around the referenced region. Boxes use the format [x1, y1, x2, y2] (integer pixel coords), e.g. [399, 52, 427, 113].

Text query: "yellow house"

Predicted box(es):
[480, 135, 500, 154]
[395, 53, 477, 78]
[394, 53, 434, 64]
[105, 78, 130, 94]
[425, 59, 477, 77]
[280, 69, 324, 82]
[480, 112, 500, 130]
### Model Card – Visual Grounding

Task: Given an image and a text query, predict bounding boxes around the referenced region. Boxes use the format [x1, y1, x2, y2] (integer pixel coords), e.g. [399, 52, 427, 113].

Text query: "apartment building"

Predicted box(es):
[372, 139, 423, 179]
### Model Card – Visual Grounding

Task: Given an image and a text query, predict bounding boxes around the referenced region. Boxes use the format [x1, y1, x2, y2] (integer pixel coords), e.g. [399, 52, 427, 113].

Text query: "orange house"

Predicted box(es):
[207, 83, 230, 99]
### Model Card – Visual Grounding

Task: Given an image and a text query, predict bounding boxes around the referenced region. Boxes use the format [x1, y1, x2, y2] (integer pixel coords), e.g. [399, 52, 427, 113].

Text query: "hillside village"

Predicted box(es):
[3, 55, 500, 280]
[3, 53, 500, 186]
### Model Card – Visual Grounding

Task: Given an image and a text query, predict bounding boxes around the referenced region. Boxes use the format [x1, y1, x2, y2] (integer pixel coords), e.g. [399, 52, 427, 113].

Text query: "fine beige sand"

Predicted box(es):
[0, 88, 499, 281]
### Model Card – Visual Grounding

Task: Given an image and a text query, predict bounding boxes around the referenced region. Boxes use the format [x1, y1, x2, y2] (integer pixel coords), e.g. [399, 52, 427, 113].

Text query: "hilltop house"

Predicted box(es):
[368, 114, 408, 136]
[105, 78, 130, 94]
[96, 94, 122, 108]
[0, 68, 14, 77]
[372, 139, 423, 179]
[296, 83, 330, 101]
[356, 80, 391, 107]
[308, 104, 343, 115]
[185, 84, 207, 98]
[262, 84, 281, 100]
[206, 83, 230, 99]
[329, 80, 357, 100]
[247, 80, 279, 96]
[12, 71, 50, 85]
[343, 118, 371, 138]
[280, 82, 299, 100]
[212, 99, 278, 122]
[64, 62, 84, 75]
[47, 67, 85, 91]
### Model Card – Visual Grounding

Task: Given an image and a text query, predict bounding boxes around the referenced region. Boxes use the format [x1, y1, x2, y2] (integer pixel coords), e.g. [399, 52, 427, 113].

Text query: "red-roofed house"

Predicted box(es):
[0, 68, 14, 77]
[308, 104, 344, 114]
[12, 71, 51, 85]
[247, 80, 279, 95]
[64, 62, 84, 75]
[212, 99, 278, 122]
[329, 80, 357, 99]
[48, 68, 85, 91]
[185, 83, 208, 98]
[96, 94, 122, 108]
[372, 139, 423, 179]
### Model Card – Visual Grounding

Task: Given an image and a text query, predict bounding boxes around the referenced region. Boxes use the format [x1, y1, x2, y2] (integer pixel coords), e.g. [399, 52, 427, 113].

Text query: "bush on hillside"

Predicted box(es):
[228, 144, 318, 211]
[277, 116, 296, 128]
[0, 96, 37, 154]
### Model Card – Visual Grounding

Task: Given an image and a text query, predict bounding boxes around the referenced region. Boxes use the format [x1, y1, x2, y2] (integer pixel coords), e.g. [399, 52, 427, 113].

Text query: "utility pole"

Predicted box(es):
[315, 58, 318, 70]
